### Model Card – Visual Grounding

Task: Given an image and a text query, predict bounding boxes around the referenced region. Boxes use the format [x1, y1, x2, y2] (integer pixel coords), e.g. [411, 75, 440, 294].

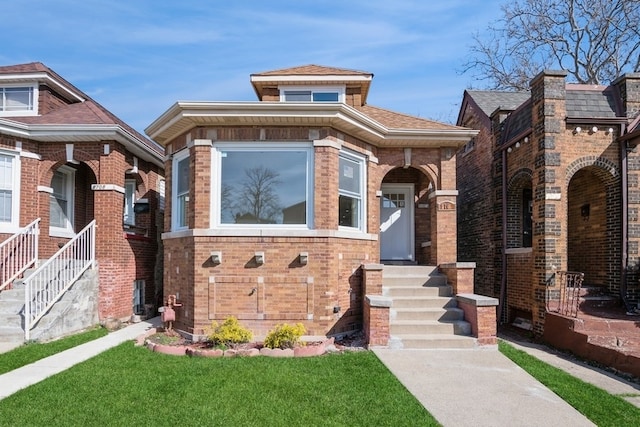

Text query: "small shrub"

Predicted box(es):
[264, 323, 306, 349]
[208, 317, 253, 348]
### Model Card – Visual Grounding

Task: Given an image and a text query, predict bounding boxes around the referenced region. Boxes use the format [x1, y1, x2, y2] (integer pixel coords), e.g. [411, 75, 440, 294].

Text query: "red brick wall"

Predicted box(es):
[0, 132, 164, 321]
[161, 125, 458, 338]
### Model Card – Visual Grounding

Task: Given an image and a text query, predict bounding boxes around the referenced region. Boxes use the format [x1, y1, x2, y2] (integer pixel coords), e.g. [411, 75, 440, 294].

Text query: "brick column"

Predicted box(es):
[530, 70, 568, 335]
[362, 263, 391, 347]
[457, 294, 499, 345]
[429, 191, 459, 265]
[440, 262, 476, 294]
[190, 139, 212, 229]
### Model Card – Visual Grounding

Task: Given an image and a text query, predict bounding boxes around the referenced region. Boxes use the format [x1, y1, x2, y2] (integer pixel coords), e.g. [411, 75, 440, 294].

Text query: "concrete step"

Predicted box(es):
[389, 334, 477, 349]
[383, 265, 447, 287]
[0, 313, 23, 326]
[383, 275, 448, 287]
[391, 296, 458, 309]
[392, 307, 464, 322]
[383, 285, 452, 298]
[0, 288, 24, 302]
[0, 326, 25, 342]
[390, 320, 472, 336]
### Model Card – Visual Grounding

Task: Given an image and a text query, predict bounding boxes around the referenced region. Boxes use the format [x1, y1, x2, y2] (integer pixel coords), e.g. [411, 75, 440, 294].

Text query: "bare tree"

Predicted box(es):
[234, 165, 282, 224]
[463, 0, 640, 90]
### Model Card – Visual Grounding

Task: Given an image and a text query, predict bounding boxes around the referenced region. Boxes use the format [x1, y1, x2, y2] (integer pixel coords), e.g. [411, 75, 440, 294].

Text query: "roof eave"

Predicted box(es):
[146, 102, 477, 148]
[0, 119, 163, 168]
[0, 72, 85, 103]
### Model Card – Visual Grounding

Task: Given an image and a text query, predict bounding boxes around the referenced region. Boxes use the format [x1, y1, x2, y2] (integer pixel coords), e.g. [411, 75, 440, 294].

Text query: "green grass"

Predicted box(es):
[0, 344, 439, 427]
[0, 326, 108, 375]
[499, 340, 640, 426]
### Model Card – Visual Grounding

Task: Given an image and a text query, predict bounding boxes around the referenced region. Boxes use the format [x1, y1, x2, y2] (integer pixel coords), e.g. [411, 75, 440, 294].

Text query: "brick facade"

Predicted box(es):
[0, 63, 165, 323]
[457, 71, 640, 335]
[150, 65, 476, 340]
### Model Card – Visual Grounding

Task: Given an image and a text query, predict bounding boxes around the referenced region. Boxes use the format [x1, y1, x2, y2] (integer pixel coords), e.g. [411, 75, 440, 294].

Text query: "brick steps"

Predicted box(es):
[543, 309, 640, 378]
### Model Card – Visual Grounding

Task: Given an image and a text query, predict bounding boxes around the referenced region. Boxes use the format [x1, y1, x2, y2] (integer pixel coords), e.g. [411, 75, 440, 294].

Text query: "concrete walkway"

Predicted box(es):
[0, 317, 159, 400]
[1, 321, 638, 426]
[374, 336, 640, 426]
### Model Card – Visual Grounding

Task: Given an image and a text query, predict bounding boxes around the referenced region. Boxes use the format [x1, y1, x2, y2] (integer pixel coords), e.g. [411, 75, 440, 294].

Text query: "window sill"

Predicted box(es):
[163, 228, 377, 241]
[49, 228, 75, 239]
[505, 247, 532, 255]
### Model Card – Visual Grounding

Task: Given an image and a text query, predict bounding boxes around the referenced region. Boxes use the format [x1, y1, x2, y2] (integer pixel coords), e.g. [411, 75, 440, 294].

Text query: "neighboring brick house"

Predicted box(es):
[146, 65, 478, 340]
[457, 70, 640, 336]
[0, 62, 165, 335]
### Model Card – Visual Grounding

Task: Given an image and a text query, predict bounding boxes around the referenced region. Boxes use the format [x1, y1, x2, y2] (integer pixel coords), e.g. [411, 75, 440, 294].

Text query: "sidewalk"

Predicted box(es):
[0, 317, 159, 400]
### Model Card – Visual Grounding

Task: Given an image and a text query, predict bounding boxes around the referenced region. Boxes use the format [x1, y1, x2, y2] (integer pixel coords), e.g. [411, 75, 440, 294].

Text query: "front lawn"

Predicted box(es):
[0, 343, 439, 426]
[499, 340, 640, 426]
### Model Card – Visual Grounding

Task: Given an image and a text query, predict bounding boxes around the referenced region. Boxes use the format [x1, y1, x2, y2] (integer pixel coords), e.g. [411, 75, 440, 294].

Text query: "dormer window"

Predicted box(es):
[280, 86, 344, 103]
[0, 85, 37, 116]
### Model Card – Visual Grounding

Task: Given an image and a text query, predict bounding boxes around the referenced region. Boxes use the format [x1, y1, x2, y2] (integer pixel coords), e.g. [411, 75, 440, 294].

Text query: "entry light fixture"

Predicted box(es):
[573, 126, 582, 134]
[254, 251, 265, 265]
[606, 127, 614, 135]
[515, 141, 521, 148]
[507, 147, 512, 153]
[591, 126, 599, 133]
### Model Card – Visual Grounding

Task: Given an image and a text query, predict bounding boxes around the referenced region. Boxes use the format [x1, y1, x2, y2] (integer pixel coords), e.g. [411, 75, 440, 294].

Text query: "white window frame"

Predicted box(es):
[49, 165, 75, 238]
[279, 85, 345, 103]
[171, 149, 189, 231]
[338, 150, 367, 232]
[0, 84, 38, 117]
[124, 179, 136, 226]
[212, 142, 314, 229]
[0, 150, 21, 233]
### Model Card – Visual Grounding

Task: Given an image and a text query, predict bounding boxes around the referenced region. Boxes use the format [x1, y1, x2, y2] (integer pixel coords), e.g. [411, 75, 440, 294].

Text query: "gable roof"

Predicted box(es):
[464, 90, 531, 118]
[0, 62, 164, 166]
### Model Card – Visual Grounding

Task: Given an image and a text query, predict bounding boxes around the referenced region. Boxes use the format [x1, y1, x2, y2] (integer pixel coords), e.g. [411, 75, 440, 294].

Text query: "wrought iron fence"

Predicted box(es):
[545, 270, 585, 318]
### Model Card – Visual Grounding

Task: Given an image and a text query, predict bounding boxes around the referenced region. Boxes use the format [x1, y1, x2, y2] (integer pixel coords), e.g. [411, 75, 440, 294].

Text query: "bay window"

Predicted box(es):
[216, 144, 312, 227]
[172, 151, 189, 230]
[338, 151, 366, 231]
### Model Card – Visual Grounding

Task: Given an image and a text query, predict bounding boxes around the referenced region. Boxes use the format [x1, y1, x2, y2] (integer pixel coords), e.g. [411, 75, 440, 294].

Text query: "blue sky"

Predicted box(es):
[3, 0, 502, 135]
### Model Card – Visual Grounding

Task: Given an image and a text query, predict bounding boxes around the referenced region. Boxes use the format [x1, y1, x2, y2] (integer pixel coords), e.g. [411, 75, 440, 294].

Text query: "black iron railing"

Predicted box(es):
[545, 270, 585, 318]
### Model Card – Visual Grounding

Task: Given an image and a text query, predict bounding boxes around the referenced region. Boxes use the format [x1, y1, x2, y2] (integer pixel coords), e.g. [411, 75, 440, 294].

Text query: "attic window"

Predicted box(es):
[280, 86, 344, 103]
[0, 86, 37, 115]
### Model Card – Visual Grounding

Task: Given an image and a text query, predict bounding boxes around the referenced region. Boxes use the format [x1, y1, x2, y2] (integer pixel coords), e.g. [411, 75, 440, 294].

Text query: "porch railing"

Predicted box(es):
[0, 218, 40, 292]
[545, 270, 585, 318]
[24, 220, 96, 341]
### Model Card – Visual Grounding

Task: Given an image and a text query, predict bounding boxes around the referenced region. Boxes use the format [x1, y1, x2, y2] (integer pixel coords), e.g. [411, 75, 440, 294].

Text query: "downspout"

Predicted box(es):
[498, 148, 508, 323]
[620, 124, 632, 312]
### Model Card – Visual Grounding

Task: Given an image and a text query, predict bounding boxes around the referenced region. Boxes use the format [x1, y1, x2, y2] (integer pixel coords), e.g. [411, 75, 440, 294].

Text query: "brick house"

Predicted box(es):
[146, 65, 489, 344]
[0, 62, 164, 340]
[456, 70, 640, 340]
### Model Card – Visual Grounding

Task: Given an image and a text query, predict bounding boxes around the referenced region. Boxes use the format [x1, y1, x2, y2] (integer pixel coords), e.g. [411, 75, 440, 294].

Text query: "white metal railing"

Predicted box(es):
[0, 218, 40, 292]
[24, 220, 96, 340]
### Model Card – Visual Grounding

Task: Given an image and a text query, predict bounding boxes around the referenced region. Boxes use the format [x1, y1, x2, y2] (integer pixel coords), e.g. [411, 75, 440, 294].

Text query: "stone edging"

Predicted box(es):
[136, 328, 334, 358]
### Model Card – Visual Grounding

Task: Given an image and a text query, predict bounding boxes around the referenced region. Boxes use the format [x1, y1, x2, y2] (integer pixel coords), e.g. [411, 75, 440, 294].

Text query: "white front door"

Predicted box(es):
[380, 184, 414, 261]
